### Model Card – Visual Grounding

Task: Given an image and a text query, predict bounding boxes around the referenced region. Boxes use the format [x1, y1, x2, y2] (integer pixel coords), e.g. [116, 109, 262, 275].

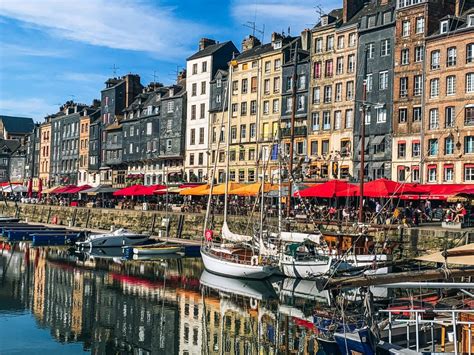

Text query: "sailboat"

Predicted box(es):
[200, 59, 279, 279]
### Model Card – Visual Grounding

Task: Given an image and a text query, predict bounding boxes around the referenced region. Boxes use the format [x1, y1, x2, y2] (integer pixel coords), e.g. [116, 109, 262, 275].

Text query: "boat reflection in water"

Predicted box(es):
[1, 242, 395, 354]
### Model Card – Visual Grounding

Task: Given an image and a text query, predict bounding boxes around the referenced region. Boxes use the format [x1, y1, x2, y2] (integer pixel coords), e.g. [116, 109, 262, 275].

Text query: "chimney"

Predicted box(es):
[343, 0, 367, 23]
[241, 35, 261, 52]
[177, 69, 186, 84]
[455, 0, 463, 16]
[300, 29, 311, 51]
[199, 38, 216, 51]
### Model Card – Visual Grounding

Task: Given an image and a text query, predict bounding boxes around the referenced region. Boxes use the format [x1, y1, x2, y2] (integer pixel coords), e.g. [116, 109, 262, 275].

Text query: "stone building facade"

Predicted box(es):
[38, 119, 51, 185]
[423, 8, 474, 183]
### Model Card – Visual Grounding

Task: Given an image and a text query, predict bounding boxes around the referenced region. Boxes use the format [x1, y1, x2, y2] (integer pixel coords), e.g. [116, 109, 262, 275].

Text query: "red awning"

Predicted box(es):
[113, 184, 166, 196]
[362, 178, 423, 198]
[65, 185, 92, 194]
[419, 184, 474, 200]
[295, 180, 359, 198]
[53, 185, 77, 194]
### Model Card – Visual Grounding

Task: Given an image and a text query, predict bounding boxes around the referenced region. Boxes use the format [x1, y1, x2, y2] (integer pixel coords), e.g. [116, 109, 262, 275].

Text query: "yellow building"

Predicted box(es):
[38, 119, 51, 186]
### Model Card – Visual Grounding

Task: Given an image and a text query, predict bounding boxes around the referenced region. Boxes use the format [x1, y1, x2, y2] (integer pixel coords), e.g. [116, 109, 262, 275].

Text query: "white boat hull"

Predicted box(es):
[345, 254, 391, 275]
[77, 235, 149, 248]
[201, 248, 276, 279]
[280, 254, 332, 279]
[133, 246, 182, 255]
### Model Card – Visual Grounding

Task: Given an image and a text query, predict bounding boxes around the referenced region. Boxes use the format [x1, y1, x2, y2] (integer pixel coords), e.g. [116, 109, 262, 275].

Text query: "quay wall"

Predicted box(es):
[2, 203, 472, 257]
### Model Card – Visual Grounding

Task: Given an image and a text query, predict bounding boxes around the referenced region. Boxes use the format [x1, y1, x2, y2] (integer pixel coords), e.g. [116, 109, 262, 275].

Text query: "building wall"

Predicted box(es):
[39, 123, 51, 184]
[423, 26, 474, 183]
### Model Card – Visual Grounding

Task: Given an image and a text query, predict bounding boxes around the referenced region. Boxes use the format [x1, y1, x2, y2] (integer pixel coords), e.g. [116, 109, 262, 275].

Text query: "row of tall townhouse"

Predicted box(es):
[26, 0, 474, 187]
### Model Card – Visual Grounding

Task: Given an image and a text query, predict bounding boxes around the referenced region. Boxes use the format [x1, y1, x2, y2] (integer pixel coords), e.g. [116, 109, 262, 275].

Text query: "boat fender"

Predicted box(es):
[251, 255, 259, 266]
[250, 298, 258, 310]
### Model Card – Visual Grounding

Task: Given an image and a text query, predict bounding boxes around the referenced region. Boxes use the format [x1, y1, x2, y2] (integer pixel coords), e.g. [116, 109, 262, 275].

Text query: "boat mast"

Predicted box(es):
[358, 49, 368, 224]
[223, 60, 235, 224]
[285, 40, 299, 224]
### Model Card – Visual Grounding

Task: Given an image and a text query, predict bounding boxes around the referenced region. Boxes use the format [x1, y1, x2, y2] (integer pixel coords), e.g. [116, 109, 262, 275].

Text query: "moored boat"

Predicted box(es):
[132, 243, 182, 255]
[76, 228, 150, 248]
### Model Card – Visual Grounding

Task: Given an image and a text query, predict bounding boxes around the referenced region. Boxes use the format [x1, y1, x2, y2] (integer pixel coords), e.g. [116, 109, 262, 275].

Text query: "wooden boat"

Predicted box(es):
[132, 243, 182, 255]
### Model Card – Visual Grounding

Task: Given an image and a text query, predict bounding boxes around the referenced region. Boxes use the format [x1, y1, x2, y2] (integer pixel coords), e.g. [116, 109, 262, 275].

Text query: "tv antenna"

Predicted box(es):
[151, 70, 159, 83]
[243, 21, 265, 42]
[110, 64, 120, 76]
[315, 5, 325, 22]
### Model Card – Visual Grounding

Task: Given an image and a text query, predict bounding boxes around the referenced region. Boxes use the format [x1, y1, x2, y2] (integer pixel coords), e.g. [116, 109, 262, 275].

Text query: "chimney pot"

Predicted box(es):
[199, 38, 216, 51]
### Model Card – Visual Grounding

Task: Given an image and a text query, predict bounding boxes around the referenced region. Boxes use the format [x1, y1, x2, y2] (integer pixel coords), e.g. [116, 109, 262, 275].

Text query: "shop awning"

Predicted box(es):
[65, 185, 92, 194]
[42, 186, 62, 194]
[179, 184, 210, 196]
[52, 185, 77, 194]
[419, 184, 474, 200]
[82, 185, 118, 195]
[229, 182, 279, 197]
[362, 178, 423, 198]
[295, 180, 359, 198]
[200, 182, 245, 196]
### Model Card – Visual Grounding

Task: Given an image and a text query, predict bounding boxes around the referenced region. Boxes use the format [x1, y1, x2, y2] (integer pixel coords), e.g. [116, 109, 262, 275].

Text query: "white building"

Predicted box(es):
[185, 38, 238, 182]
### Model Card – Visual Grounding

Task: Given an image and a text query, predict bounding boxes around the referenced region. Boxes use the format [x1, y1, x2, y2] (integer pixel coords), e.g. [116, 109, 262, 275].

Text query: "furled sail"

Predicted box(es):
[280, 231, 321, 244]
[222, 221, 252, 243]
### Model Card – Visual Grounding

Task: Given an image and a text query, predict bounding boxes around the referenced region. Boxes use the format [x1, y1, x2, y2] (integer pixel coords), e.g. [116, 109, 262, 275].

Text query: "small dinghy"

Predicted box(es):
[132, 242, 182, 255]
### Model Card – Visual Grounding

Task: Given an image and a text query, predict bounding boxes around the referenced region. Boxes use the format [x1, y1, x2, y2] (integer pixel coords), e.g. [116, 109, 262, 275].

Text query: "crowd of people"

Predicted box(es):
[13, 192, 472, 227]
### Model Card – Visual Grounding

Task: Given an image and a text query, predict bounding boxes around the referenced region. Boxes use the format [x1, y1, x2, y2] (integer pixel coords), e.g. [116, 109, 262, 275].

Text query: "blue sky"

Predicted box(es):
[0, 0, 338, 121]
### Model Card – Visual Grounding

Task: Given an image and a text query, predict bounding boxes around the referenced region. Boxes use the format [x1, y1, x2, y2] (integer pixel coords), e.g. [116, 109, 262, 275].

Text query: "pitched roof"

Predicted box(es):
[0, 115, 34, 135]
[187, 41, 236, 61]
[0, 139, 20, 153]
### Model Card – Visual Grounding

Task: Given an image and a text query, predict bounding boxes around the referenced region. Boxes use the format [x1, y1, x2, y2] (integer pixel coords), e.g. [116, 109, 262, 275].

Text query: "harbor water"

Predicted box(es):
[1, 244, 345, 354]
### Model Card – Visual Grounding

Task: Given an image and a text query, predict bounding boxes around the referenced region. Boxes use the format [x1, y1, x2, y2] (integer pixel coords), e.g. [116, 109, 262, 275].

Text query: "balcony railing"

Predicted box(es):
[281, 126, 307, 137]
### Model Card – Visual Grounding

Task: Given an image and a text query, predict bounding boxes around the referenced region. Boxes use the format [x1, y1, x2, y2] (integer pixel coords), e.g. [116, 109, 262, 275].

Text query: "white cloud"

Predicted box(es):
[60, 72, 107, 84]
[0, 97, 57, 121]
[231, 0, 341, 37]
[0, 42, 68, 58]
[0, 0, 208, 60]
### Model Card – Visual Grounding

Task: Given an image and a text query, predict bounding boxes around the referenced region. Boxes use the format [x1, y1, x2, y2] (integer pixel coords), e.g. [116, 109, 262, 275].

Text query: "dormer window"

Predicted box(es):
[273, 40, 282, 49]
[216, 78, 222, 88]
[468, 14, 474, 27]
[321, 16, 328, 26]
[440, 20, 449, 34]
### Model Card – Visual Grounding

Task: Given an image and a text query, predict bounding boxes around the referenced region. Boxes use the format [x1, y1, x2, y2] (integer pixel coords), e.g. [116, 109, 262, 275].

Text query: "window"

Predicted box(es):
[402, 20, 410, 37]
[322, 140, 329, 154]
[446, 76, 456, 95]
[326, 35, 334, 51]
[346, 81, 354, 100]
[272, 99, 279, 113]
[445, 136, 454, 155]
[399, 108, 408, 123]
[232, 80, 238, 94]
[368, 15, 376, 28]
[345, 110, 353, 128]
[298, 75, 306, 90]
[429, 109, 439, 129]
[231, 103, 238, 116]
[251, 77, 257, 93]
[445, 106, 455, 127]
[431, 50, 440, 69]
[410, 75, 421, 96]
[367, 43, 375, 59]
[412, 141, 420, 157]
[297, 96, 305, 111]
[200, 81, 206, 95]
[264, 79, 270, 94]
[430, 79, 439, 98]
[250, 100, 257, 115]
[415, 46, 424, 62]
[347, 55, 355, 73]
[379, 71, 388, 90]
[467, 43, 474, 63]
[465, 136, 474, 154]
[250, 123, 256, 138]
[349, 33, 356, 47]
[323, 111, 331, 130]
[216, 78, 221, 88]
[401, 48, 409, 65]
[335, 83, 342, 101]
[200, 103, 206, 119]
[428, 165, 437, 182]
[199, 127, 204, 144]
[313, 86, 321, 104]
[377, 107, 387, 123]
[465, 165, 474, 181]
[311, 112, 320, 131]
[192, 83, 197, 96]
[337, 35, 345, 49]
[263, 100, 269, 114]
[146, 122, 152, 135]
[400, 77, 408, 97]
[381, 39, 390, 56]
[315, 37, 323, 53]
[466, 107, 474, 126]
[286, 97, 293, 112]
[192, 63, 197, 75]
[274, 59, 281, 71]
[447, 47, 457, 66]
[440, 20, 449, 34]
[240, 102, 247, 116]
[273, 77, 280, 93]
[325, 60, 333, 77]
[416, 17, 425, 34]
[264, 61, 271, 73]
[336, 57, 344, 74]
[398, 166, 406, 182]
[230, 126, 237, 141]
[190, 128, 195, 145]
[413, 107, 422, 122]
[334, 111, 342, 130]
[240, 124, 246, 140]
[428, 139, 438, 156]
[241, 78, 248, 94]
[398, 142, 406, 158]
[412, 167, 420, 182]
[366, 73, 373, 92]
[444, 165, 454, 181]
[310, 140, 319, 155]
[365, 110, 371, 125]
[467, 73, 474, 93]
[323, 86, 332, 103]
